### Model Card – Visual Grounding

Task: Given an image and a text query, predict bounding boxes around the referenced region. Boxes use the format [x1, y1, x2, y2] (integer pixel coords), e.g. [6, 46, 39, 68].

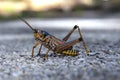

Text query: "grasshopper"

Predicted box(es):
[19, 17, 89, 60]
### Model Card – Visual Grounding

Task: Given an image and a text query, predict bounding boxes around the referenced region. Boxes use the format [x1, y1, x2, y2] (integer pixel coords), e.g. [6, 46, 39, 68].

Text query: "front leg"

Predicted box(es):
[36, 44, 43, 57]
[32, 41, 41, 57]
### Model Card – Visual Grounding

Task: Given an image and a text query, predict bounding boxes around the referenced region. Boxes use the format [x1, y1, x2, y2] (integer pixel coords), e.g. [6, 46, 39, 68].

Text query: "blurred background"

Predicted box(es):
[0, 0, 120, 39]
[0, 0, 120, 30]
[0, 0, 120, 17]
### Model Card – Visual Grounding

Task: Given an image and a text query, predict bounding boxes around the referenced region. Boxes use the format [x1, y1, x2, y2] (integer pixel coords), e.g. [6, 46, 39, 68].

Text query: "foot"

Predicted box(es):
[43, 56, 48, 61]
[36, 53, 41, 57]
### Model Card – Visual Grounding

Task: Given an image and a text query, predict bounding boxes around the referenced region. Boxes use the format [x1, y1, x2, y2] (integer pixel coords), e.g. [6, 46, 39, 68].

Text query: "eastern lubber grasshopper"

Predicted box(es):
[19, 17, 89, 60]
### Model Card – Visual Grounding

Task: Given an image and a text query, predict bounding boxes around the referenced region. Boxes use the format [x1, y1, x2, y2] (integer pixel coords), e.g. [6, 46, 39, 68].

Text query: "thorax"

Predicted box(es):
[42, 35, 64, 50]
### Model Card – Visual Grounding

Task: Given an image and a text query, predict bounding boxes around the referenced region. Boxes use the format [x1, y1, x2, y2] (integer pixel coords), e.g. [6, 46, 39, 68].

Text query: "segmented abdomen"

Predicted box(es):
[62, 50, 79, 56]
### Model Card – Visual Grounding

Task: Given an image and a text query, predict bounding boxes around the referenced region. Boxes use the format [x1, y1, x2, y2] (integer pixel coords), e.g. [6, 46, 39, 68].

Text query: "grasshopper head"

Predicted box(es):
[34, 30, 50, 41]
[19, 17, 44, 41]
[19, 17, 49, 41]
[33, 29, 44, 41]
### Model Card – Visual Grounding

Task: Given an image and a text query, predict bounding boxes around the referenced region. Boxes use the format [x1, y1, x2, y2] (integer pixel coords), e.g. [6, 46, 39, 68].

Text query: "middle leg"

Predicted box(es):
[43, 49, 50, 61]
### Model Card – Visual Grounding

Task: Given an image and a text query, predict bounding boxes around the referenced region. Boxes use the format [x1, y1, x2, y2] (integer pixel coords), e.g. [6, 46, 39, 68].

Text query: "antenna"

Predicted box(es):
[18, 17, 35, 31]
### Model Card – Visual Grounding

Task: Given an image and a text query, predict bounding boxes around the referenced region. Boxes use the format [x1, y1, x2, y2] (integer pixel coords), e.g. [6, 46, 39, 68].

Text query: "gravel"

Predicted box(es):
[0, 27, 120, 80]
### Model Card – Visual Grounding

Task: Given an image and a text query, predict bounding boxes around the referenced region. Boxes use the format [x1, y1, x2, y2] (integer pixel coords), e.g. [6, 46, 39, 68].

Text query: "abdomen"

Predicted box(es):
[61, 50, 79, 56]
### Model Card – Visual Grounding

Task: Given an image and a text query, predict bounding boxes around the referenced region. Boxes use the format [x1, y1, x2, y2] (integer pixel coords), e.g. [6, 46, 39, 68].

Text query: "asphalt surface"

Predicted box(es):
[0, 20, 120, 80]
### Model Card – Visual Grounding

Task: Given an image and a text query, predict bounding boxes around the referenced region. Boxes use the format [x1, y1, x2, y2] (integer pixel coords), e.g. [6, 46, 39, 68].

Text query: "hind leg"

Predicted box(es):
[63, 25, 78, 41]
[62, 25, 89, 54]
[55, 38, 82, 52]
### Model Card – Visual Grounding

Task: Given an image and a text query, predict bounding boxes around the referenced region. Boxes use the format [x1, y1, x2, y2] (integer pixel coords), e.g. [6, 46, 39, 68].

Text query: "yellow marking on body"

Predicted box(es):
[62, 50, 78, 56]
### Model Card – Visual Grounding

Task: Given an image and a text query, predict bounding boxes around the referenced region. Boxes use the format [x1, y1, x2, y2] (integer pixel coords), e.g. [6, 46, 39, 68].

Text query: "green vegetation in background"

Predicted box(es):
[1, 0, 120, 21]
[0, 13, 22, 21]
[0, 8, 83, 21]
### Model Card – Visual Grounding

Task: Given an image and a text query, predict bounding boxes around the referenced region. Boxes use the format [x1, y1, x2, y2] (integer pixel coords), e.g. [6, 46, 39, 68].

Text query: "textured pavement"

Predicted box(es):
[0, 19, 120, 80]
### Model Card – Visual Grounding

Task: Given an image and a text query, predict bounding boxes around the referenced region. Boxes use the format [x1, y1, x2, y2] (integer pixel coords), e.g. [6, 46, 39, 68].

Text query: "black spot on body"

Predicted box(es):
[41, 30, 51, 37]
